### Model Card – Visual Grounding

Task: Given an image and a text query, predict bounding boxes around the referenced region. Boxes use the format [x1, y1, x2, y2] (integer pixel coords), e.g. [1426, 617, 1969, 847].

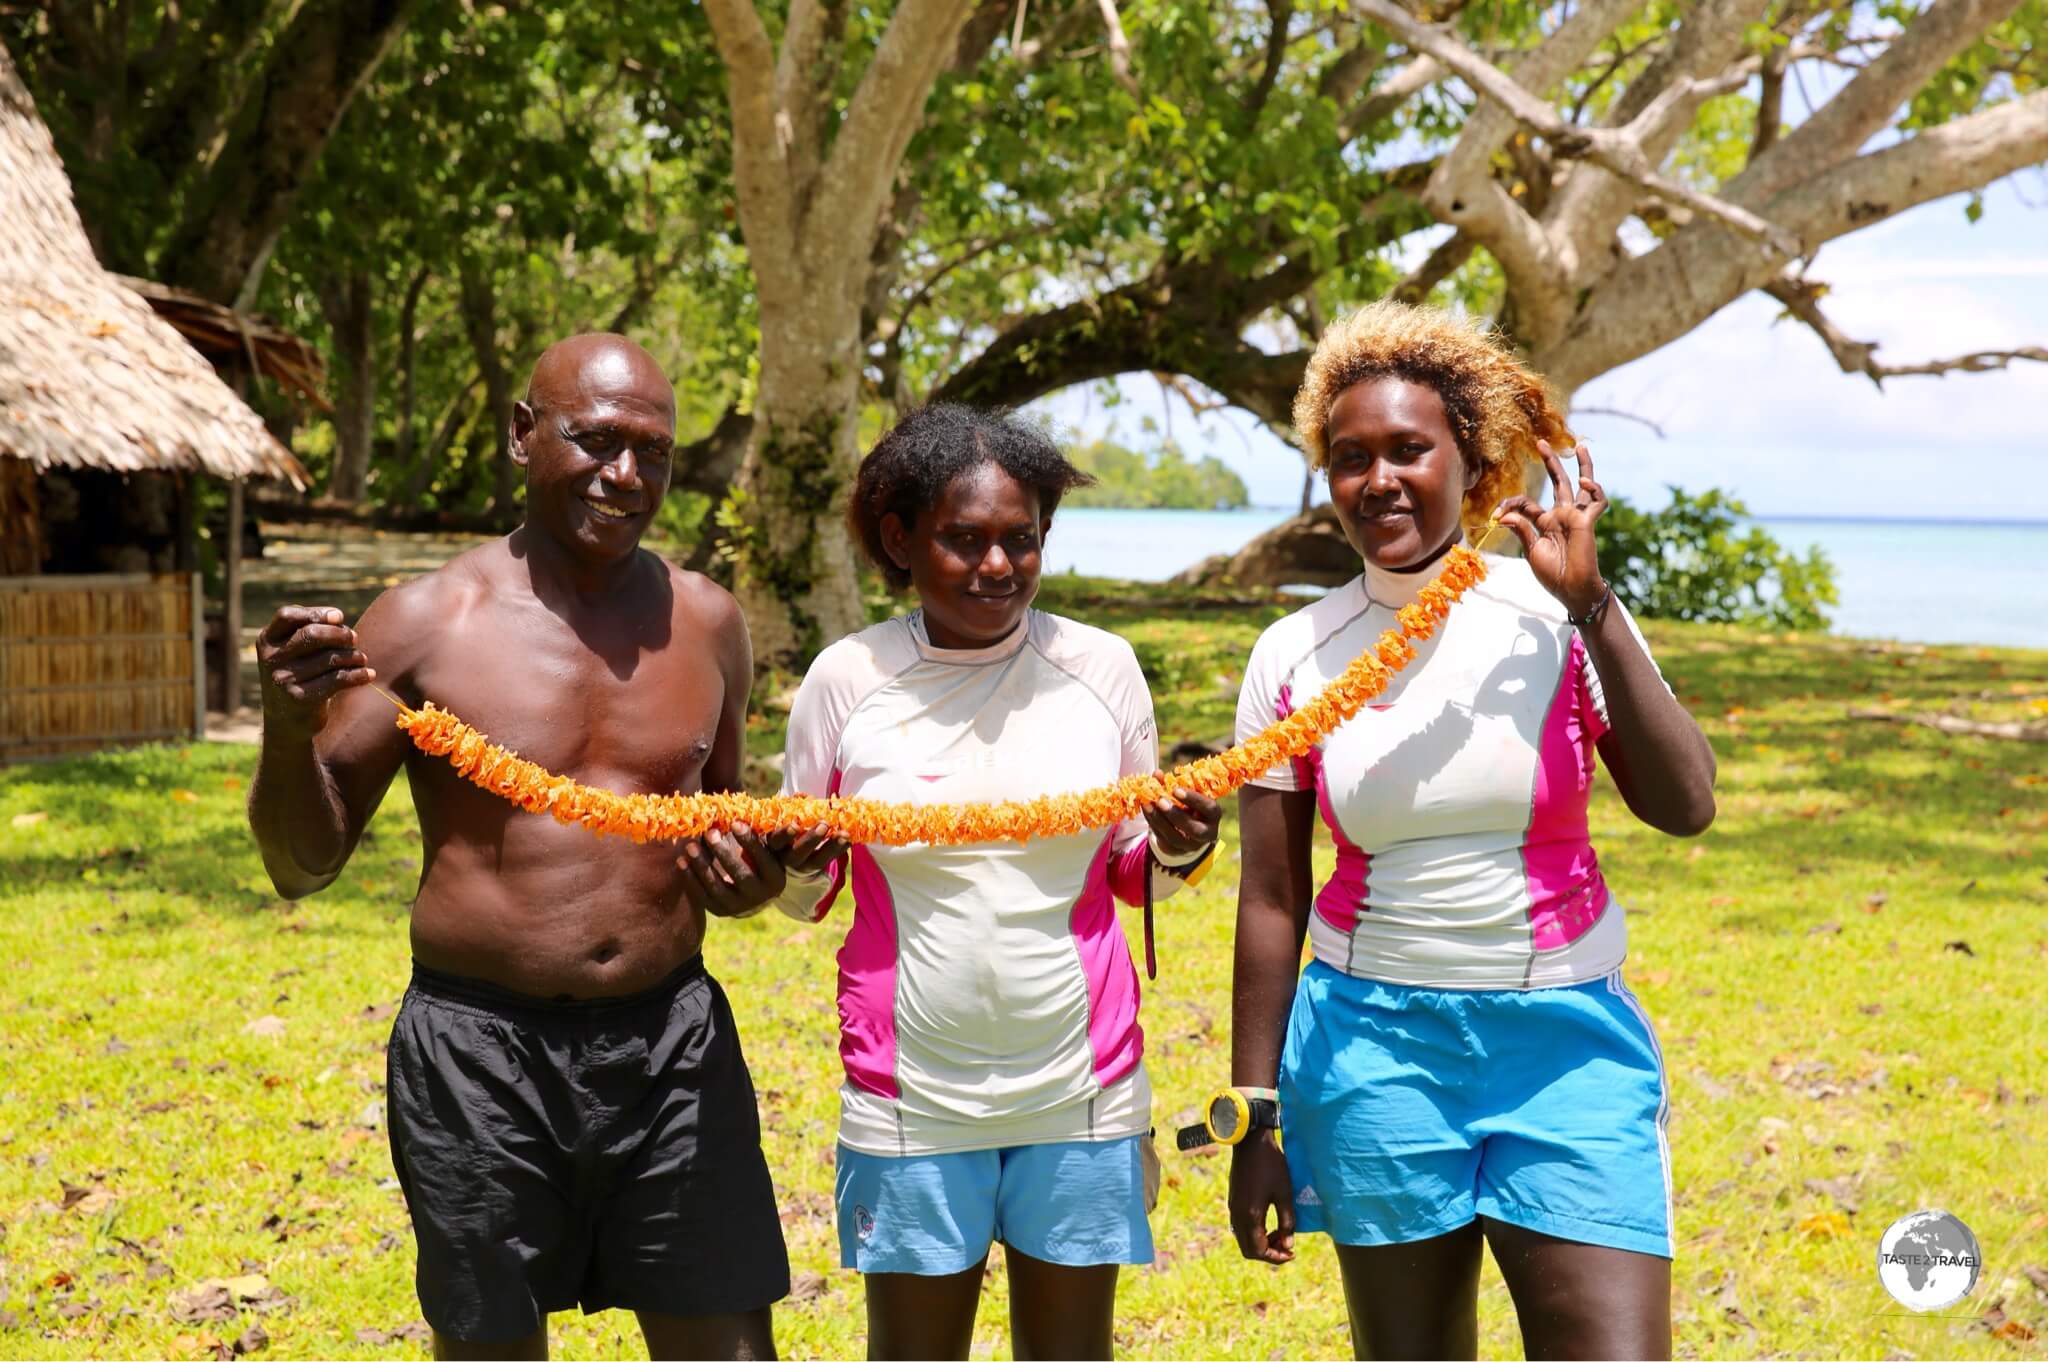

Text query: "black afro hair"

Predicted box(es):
[846, 403, 1094, 591]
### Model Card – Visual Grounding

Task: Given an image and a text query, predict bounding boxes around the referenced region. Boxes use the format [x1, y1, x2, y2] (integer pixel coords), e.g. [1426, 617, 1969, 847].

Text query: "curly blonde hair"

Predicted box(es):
[1292, 300, 1573, 532]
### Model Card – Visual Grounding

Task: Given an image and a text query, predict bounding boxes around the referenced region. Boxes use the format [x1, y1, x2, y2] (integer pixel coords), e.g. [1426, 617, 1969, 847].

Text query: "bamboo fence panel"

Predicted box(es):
[0, 573, 202, 762]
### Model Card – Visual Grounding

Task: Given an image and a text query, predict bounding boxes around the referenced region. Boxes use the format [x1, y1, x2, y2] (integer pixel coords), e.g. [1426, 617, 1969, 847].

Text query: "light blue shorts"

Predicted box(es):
[834, 1137, 1153, 1275]
[1280, 961, 1673, 1259]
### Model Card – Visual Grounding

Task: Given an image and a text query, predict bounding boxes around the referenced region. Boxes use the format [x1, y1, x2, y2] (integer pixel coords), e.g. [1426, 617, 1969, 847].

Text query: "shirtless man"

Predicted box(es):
[248, 335, 838, 1360]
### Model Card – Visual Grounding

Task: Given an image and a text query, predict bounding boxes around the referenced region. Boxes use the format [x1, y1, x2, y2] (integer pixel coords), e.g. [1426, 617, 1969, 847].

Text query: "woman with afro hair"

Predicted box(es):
[1226, 301, 1716, 1359]
[769, 403, 1221, 1359]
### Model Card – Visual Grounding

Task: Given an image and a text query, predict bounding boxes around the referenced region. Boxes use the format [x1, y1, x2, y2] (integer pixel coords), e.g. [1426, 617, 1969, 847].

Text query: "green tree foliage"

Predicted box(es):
[1596, 488, 1838, 631]
[1064, 440, 1249, 509]
[10, 0, 2039, 654]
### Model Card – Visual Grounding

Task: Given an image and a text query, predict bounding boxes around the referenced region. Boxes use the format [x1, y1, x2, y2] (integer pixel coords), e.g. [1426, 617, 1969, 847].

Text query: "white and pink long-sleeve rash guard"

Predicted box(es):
[775, 609, 1183, 1157]
[1237, 548, 1668, 991]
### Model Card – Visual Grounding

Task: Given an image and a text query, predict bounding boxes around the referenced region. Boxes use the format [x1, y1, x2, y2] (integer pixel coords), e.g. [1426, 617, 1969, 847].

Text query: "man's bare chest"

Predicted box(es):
[409, 607, 726, 795]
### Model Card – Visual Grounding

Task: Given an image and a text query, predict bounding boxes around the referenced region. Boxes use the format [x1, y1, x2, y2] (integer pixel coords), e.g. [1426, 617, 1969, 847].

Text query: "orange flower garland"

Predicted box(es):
[393, 544, 1490, 846]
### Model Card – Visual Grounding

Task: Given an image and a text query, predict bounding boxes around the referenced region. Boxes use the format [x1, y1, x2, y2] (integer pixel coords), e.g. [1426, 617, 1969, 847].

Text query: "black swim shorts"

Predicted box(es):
[385, 956, 790, 1342]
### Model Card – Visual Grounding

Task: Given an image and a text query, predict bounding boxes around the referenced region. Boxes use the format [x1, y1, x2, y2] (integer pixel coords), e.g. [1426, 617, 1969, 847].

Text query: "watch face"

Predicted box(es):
[1208, 1093, 1243, 1141]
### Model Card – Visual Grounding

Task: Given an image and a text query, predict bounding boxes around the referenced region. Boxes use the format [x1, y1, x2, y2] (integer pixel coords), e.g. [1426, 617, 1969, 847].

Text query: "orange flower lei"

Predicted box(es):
[393, 544, 1489, 846]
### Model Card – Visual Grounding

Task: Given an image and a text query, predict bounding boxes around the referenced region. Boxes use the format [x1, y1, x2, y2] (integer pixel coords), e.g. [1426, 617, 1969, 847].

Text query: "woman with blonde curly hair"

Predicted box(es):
[1223, 301, 1716, 1359]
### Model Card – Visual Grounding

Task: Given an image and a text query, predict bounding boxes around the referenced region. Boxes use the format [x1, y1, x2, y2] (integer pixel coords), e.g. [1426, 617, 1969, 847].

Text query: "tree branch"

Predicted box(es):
[1850, 708, 2048, 742]
[701, 0, 800, 282]
[1388, 229, 1474, 303]
[1357, 0, 1802, 258]
[1751, 41, 1790, 159]
[153, 0, 418, 302]
[1765, 276, 2048, 387]
[1094, 0, 1141, 96]
[812, 0, 976, 269]
[1730, 0, 2028, 208]
[773, 0, 848, 198]
[1541, 89, 2048, 391]
[1339, 52, 1443, 138]
[1569, 403, 1667, 438]
[1244, 0, 1294, 119]
[1415, 0, 1648, 190]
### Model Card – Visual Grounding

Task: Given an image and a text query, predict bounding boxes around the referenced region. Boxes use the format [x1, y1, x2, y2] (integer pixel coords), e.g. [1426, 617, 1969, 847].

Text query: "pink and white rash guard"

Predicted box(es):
[775, 609, 1189, 1157]
[1237, 548, 1667, 991]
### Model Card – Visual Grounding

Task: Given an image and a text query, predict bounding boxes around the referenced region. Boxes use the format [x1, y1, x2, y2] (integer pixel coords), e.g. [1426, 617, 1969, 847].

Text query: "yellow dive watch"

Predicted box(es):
[1175, 1086, 1281, 1151]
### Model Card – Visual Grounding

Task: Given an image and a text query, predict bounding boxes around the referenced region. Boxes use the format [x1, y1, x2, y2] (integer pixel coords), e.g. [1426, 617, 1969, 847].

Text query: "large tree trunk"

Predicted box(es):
[457, 260, 519, 526]
[318, 267, 376, 503]
[730, 298, 869, 667]
[701, 0, 981, 667]
[391, 265, 430, 472]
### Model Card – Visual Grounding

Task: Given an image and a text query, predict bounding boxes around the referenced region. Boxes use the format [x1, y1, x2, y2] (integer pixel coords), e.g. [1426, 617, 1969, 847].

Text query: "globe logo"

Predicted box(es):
[1876, 1210, 1981, 1311]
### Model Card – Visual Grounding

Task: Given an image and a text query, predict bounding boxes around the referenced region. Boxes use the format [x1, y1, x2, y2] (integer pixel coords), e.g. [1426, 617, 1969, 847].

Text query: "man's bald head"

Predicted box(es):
[525, 333, 675, 421]
[510, 334, 679, 555]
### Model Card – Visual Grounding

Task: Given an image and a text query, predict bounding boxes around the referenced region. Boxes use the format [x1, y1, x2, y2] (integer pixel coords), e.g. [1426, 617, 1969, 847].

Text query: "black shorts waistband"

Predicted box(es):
[406, 955, 707, 1019]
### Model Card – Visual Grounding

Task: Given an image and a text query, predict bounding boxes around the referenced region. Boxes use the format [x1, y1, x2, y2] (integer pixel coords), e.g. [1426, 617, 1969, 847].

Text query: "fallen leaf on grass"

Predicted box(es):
[221, 777, 244, 793]
[1865, 892, 1888, 911]
[1944, 940, 1976, 956]
[787, 1272, 829, 1305]
[171, 790, 201, 804]
[11, 811, 48, 828]
[169, 1285, 237, 1325]
[1981, 1297, 2037, 1342]
[169, 1276, 290, 1326]
[59, 1180, 117, 1215]
[169, 1333, 232, 1360]
[1804, 1177, 1862, 1213]
[1708, 1270, 1755, 1333]
[355, 1322, 431, 1346]
[243, 1016, 286, 1038]
[1689, 1070, 1733, 1100]
[358, 1002, 396, 1023]
[1807, 921, 1842, 936]
[233, 1323, 268, 1355]
[1795, 1210, 1852, 1239]
[2024, 1265, 2048, 1298]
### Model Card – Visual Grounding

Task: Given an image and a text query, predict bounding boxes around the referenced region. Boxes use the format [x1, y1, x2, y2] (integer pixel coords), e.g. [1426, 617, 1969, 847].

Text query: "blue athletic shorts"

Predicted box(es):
[1279, 961, 1673, 1258]
[834, 1136, 1154, 1275]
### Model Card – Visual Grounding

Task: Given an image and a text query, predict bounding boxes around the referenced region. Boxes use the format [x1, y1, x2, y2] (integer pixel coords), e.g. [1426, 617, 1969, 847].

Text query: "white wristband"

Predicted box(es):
[1148, 835, 1211, 868]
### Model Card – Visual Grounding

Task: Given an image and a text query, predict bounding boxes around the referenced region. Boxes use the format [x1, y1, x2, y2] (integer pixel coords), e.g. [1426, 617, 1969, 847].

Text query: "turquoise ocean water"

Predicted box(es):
[1040, 507, 2047, 649]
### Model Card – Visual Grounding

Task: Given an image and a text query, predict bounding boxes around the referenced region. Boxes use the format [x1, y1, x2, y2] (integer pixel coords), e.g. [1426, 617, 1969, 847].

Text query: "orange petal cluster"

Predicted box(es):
[397, 545, 1490, 846]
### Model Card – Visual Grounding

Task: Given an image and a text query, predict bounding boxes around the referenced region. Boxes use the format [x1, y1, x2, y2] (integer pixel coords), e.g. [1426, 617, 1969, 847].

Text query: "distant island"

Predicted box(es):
[1065, 440, 1250, 510]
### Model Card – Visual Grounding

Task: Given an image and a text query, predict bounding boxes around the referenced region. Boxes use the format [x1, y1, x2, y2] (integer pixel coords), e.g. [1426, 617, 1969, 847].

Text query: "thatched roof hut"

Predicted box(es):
[0, 40, 309, 489]
[3, 38, 314, 754]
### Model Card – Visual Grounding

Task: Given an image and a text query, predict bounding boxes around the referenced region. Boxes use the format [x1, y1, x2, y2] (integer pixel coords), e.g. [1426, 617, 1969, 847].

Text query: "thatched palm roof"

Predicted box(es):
[116, 275, 332, 412]
[0, 41, 308, 487]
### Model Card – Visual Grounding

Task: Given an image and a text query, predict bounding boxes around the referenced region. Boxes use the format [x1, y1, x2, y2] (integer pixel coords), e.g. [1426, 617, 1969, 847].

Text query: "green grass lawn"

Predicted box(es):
[3, 575, 2045, 1359]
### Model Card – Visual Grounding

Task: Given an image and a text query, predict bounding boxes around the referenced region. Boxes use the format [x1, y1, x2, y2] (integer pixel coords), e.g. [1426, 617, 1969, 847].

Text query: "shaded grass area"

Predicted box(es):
[3, 575, 2046, 1359]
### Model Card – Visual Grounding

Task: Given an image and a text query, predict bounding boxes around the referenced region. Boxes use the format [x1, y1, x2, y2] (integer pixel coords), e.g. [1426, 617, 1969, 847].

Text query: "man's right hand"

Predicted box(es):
[1229, 1131, 1297, 1264]
[258, 606, 375, 728]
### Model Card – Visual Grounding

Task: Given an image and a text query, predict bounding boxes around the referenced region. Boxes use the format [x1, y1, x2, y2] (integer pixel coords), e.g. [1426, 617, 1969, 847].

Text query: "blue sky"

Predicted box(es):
[1030, 173, 2048, 523]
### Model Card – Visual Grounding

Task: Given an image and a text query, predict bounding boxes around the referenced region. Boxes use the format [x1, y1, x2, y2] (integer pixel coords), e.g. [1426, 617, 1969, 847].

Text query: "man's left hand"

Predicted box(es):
[677, 823, 790, 919]
[1144, 789, 1221, 862]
